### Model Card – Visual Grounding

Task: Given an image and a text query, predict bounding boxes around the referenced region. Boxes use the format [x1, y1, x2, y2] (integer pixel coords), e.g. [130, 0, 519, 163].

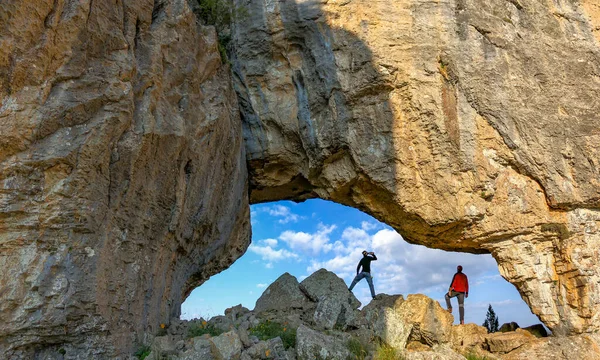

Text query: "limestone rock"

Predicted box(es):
[499, 322, 520, 333]
[231, 0, 600, 336]
[450, 324, 489, 350]
[403, 344, 467, 360]
[254, 273, 311, 313]
[501, 333, 600, 360]
[0, 0, 249, 357]
[522, 324, 548, 338]
[486, 329, 536, 354]
[226, 305, 251, 323]
[295, 325, 352, 360]
[299, 269, 361, 330]
[209, 331, 243, 360]
[399, 295, 455, 346]
[242, 337, 290, 360]
[299, 269, 360, 309]
[176, 337, 214, 360]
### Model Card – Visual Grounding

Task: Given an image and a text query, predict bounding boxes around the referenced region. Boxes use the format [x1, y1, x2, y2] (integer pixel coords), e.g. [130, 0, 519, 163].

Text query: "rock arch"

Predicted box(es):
[0, 0, 599, 357]
[231, 0, 600, 337]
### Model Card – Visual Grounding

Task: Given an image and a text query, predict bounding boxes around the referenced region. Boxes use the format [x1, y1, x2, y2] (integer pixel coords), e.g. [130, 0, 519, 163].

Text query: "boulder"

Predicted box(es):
[486, 329, 536, 354]
[209, 331, 243, 360]
[176, 337, 215, 360]
[398, 295, 454, 346]
[255, 273, 311, 313]
[522, 324, 548, 338]
[360, 294, 411, 350]
[361, 294, 452, 351]
[450, 324, 489, 350]
[501, 333, 600, 360]
[242, 337, 291, 360]
[151, 335, 178, 357]
[299, 269, 361, 330]
[499, 322, 520, 333]
[226, 304, 251, 323]
[209, 315, 235, 334]
[296, 325, 352, 360]
[299, 269, 361, 309]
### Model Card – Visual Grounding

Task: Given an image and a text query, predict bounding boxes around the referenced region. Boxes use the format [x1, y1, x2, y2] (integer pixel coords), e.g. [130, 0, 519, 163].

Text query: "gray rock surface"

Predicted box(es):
[231, 0, 600, 336]
[300, 268, 361, 330]
[210, 330, 243, 360]
[0, 0, 249, 357]
[295, 324, 352, 360]
[254, 273, 311, 313]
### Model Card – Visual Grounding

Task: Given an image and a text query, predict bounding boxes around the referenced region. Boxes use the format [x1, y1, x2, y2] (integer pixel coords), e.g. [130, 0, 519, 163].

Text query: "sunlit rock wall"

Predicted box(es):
[0, 0, 249, 357]
[232, 0, 600, 335]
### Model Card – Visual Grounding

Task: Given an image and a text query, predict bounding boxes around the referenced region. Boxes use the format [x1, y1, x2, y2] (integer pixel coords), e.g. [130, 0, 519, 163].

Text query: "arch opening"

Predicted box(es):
[181, 199, 542, 328]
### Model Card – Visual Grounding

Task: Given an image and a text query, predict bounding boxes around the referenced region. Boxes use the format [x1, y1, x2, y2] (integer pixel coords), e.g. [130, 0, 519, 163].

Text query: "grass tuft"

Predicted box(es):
[346, 337, 368, 360]
[134, 345, 151, 360]
[187, 321, 224, 338]
[249, 320, 296, 349]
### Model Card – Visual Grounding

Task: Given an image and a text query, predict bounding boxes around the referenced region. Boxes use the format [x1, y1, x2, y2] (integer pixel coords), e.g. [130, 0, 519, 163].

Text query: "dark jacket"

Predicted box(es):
[357, 254, 377, 274]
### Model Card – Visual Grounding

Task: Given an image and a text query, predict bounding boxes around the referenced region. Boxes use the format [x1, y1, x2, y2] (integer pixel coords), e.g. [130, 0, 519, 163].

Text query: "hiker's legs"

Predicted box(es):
[445, 292, 453, 310]
[349, 272, 366, 291]
[365, 273, 375, 298]
[457, 292, 465, 323]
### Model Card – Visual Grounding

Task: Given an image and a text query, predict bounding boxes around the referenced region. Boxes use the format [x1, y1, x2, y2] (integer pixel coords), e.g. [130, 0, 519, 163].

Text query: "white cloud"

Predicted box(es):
[248, 244, 298, 262]
[261, 239, 278, 247]
[302, 226, 498, 301]
[253, 204, 305, 224]
[279, 224, 336, 256]
[256, 283, 268, 288]
[361, 221, 378, 231]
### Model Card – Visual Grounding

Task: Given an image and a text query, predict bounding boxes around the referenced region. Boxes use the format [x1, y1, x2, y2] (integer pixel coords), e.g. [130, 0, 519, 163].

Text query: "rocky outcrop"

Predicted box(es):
[144, 270, 600, 360]
[3, 0, 600, 357]
[231, 0, 600, 335]
[0, 0, 249, 357]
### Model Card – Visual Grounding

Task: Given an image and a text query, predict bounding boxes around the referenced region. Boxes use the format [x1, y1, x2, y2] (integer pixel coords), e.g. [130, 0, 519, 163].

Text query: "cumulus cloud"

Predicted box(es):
[303, 225, 498, 304]
[279, 224, 336, 256]
[248, 244, 298, 262]
[253, 204, 305, 224]
[256, 283, 268, 288]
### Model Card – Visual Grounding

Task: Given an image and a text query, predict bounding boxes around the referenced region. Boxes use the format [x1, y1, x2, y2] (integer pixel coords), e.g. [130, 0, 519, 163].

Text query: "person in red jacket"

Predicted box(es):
[445, 265, 469, 324]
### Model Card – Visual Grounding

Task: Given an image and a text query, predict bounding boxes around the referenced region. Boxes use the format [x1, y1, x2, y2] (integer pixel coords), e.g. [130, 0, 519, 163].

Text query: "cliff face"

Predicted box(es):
[0, 0, 249, 357]
[1, 0, 600, 357]
[232, 0, 600, 335]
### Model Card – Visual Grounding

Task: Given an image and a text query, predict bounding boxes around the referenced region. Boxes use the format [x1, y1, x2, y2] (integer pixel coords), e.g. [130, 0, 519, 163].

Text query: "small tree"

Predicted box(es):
[482, 304, 499, 333]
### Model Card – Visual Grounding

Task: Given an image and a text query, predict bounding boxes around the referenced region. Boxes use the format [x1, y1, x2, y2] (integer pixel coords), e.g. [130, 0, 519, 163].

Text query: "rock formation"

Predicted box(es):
[144, 270, 600, 360]
[1, 0, 600, 357]
[231, 0, 600, 336]
[0, 0, 249, 357]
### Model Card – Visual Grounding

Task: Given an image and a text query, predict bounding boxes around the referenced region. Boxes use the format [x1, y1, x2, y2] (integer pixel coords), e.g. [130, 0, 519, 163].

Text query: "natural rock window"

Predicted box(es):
[182, 200, 541, 328]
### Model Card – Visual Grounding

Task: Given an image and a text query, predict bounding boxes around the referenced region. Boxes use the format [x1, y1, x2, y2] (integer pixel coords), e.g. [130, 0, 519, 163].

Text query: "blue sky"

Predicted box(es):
[181, 199, 542, 327]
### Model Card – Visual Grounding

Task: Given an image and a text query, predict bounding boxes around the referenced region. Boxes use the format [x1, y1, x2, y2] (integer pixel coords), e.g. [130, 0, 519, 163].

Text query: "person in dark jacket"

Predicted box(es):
[348, 250, 377, 299]
[445, 265, 469, 324]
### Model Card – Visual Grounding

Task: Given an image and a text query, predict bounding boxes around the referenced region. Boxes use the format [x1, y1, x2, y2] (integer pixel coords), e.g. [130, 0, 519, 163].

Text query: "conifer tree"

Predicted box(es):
[482, 304, 499, 333]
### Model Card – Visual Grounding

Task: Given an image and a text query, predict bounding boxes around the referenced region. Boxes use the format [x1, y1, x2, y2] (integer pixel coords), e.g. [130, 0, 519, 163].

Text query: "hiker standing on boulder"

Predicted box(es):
[445, 265, 469, 324]
[348, 250, 377, 299]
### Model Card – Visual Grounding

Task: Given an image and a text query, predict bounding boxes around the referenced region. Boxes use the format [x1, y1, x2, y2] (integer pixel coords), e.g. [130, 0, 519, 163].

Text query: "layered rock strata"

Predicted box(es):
[231, 0, 600, 334]
[0, 0, 249, 357]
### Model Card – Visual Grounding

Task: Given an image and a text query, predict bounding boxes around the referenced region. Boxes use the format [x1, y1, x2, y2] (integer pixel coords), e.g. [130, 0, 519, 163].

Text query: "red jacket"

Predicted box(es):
[450, 272, 469, 294]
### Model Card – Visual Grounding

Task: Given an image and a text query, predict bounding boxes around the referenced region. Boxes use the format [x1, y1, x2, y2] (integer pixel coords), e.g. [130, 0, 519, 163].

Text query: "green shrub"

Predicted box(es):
[134, 345, 151, 360]
[187, 321, 224, 338]
[373, 343, 400, 360]
[249, 320, 296, 349]
[346, 338, 368, 360]
[191, 0, 248, 63]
